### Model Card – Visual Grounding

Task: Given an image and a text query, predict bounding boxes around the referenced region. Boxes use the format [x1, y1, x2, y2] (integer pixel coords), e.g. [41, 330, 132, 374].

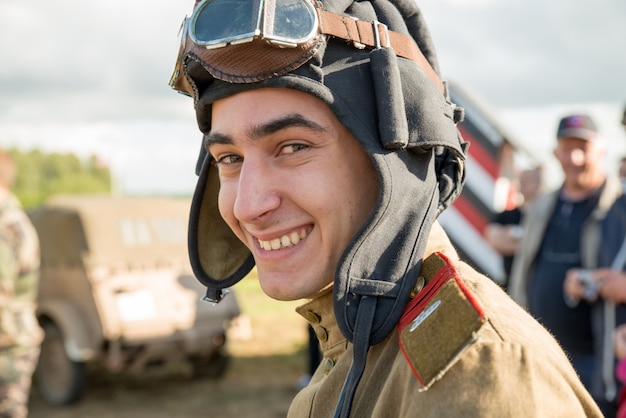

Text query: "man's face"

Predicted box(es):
[207, 88, 380, 301]
[553, 137, 605, 193]
[518, 169, 541, 202]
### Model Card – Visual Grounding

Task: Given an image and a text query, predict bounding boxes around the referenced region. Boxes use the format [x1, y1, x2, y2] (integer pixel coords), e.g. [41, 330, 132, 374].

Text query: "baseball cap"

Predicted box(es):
[556, 114, 598, 140]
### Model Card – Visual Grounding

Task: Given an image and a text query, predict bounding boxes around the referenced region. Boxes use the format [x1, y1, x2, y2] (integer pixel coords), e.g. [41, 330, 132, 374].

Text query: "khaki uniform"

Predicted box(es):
[289, 223, 602, 417]
[0, 194, 42, 418]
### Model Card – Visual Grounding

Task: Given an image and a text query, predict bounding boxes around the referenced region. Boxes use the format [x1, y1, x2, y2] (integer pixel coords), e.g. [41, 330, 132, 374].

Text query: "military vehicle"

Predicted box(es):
[29, 195, 241, 405]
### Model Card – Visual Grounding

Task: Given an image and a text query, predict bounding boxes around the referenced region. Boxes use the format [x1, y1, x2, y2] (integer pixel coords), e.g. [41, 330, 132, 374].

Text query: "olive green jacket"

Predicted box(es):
[289, 223, 601, 417]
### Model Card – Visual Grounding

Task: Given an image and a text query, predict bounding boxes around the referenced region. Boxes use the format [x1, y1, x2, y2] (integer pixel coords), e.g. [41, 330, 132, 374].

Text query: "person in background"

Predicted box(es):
[613, 325, 626, 417]
[0, 150, 43, 418]
[170, 0, 602, 415]
[618, 156, 626, 183]
[563, 103, 626, 416]
[485, 166, 543, 290]
[509, 114, 622, 415]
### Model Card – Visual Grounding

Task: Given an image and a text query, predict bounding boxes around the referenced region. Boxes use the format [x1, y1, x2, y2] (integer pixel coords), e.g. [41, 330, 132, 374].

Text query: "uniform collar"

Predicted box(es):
[296, 287, 348, 359]
[295, 221, 458, 357]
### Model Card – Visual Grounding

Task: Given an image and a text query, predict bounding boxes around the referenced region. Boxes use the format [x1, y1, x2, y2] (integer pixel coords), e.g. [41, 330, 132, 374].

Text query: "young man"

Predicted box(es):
[170, 0, 601, 415]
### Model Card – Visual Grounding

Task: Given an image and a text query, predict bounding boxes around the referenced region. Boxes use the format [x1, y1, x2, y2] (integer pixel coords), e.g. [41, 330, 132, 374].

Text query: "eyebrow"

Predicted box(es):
[204, 113, 328, 148]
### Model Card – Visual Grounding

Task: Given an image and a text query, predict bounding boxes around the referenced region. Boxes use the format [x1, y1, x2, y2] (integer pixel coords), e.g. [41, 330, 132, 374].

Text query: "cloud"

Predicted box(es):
[0, 0, 191, 122]
[2, 0, 624, 120]
[421, 0, 626, 106]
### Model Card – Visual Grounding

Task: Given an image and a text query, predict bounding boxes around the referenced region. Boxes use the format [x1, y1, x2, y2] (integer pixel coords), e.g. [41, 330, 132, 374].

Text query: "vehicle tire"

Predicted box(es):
[189, 335, 230, 379]
[35, 321, 88, 405]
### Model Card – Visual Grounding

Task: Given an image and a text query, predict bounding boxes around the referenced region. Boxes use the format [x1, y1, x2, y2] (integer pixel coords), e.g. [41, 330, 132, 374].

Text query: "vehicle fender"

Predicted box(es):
[37, 301, 98, 362]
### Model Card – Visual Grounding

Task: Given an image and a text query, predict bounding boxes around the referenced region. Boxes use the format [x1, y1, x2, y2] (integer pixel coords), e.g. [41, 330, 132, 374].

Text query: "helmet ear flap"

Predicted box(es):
[188, 152, 255, 302]
[434, 141, 467, 214]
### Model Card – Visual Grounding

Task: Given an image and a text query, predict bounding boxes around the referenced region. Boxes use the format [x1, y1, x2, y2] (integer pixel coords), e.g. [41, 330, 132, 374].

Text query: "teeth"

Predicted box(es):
[258, 229, 308, 251]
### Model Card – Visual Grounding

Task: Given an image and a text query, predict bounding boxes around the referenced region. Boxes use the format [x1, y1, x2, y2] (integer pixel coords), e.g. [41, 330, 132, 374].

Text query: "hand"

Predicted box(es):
[484, 224, 520, 256]
[596, 268, 626, 303]
[563, 268, 599, 302]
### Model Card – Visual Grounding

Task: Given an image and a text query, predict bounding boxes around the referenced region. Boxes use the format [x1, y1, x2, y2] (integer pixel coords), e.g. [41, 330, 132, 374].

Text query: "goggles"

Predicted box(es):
[170, 0, 443, 95]
[189, 0, 319, 49]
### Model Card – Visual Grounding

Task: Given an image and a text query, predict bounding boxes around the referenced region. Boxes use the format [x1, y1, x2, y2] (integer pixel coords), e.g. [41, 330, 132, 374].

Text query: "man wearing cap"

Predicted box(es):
[509, 114, 622, 414]
[171, 0, 601, 415]
[558, 106, 626, 416]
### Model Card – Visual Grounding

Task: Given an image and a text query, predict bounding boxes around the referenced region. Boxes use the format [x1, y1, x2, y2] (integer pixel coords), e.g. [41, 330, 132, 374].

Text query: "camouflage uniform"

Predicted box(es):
[0, 193, 42, 418]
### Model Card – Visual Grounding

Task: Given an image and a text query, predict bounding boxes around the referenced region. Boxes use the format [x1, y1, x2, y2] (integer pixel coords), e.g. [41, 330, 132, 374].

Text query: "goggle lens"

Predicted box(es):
[190, 0, 318, 49]
[266, 0, 317, 43]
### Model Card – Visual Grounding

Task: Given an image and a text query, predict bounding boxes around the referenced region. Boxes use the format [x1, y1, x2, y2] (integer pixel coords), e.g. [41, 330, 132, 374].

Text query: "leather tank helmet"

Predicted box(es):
[170, 0, 467, 415]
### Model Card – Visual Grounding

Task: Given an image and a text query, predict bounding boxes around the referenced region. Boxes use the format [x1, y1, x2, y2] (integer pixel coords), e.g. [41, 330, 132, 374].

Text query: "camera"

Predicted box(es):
[577, 269, 599, 301]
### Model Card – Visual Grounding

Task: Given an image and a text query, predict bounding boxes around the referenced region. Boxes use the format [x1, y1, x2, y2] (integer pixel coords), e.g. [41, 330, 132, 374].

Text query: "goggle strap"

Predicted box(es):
[318, 10, 444, 94]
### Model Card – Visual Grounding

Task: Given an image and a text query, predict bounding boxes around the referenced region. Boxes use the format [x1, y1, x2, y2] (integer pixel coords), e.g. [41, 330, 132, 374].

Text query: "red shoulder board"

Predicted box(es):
[397, 252, 486, 390]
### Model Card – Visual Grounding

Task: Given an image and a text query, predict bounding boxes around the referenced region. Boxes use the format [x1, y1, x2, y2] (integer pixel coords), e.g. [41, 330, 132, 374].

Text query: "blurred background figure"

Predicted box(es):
[509, 114, 622, 415]
[485, 166, 544, 291]
[618, 156, 626, 184]
[563, 102, 626, 416]
[614, 325, 626, 418]
[620, 106, 626, 186]
[0, 150, 43, 418]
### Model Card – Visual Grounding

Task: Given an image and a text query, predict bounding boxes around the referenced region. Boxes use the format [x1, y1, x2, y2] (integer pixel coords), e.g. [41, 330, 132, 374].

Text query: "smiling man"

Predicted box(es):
[170, 0, 602, 416]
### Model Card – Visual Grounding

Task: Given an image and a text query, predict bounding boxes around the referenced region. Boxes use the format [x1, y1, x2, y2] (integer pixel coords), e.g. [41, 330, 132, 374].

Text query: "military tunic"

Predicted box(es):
[289, 224, 602, 417]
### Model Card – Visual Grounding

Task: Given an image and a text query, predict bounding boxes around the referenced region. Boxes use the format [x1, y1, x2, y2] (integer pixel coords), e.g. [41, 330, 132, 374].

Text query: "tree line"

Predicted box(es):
[8, 148, 111, 209]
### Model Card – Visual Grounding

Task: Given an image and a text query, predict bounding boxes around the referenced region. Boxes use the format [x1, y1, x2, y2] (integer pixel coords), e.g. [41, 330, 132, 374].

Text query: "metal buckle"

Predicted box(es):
[373, 20, 389, 49]
[201, 288, 231, 305]
[348, 16, 366, 49]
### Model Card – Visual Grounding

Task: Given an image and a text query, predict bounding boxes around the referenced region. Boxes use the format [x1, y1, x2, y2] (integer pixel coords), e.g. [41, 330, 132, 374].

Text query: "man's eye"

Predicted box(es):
[281, 143, 308, 155]
[214, 154, 242, 165]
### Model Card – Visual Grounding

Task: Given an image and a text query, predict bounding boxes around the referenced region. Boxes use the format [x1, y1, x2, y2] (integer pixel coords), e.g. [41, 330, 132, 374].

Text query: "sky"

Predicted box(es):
[1, 0, 625, 194]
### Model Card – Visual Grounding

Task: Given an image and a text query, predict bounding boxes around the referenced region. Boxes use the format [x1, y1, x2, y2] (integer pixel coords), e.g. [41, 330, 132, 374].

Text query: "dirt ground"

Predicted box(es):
[28, 352, 306, 418]
[27, 275, 310, 418]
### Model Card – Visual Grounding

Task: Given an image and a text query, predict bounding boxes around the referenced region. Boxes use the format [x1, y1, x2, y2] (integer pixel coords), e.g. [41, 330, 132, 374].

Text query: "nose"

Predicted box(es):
[569, 149, 586, 166]
[233, 159, 281, 223]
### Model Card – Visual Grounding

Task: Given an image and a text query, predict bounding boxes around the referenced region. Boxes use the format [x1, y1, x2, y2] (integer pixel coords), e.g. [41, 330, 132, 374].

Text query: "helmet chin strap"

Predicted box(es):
[333, 297, 377, 418]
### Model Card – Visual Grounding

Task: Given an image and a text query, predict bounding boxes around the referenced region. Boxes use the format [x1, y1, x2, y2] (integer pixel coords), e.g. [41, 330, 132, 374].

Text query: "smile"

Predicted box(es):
[257, 228, 309, 251]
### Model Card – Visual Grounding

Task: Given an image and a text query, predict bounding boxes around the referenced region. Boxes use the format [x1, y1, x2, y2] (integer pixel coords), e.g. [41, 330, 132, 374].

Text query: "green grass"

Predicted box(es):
[227, 269, 309, 357]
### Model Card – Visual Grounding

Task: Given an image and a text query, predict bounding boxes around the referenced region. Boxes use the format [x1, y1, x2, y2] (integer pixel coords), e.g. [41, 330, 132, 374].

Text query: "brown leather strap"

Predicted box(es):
[318, 10, 444, 93]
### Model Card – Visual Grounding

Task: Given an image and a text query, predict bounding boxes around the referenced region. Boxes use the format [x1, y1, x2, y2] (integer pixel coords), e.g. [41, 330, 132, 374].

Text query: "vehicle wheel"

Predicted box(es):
[189, 335, 230, 379]
[35, 321, 88, 405]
